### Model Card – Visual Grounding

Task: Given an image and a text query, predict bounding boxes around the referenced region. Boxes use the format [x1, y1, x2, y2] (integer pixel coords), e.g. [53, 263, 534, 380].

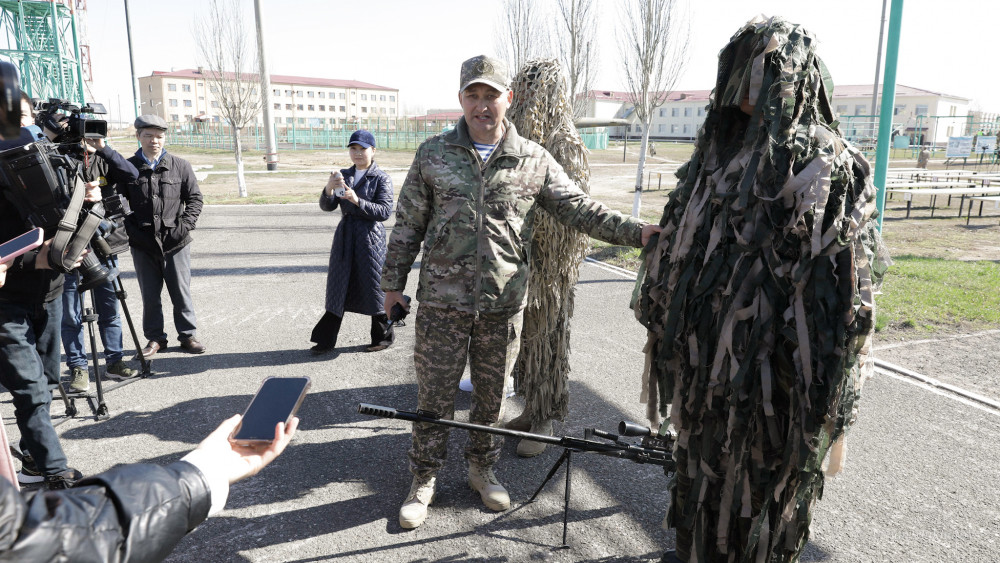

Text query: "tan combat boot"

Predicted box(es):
[516, 419, 553, 458]
[503, 412, 532, 431]
[468, 463, 510, 511]
[399, 475, 436, 529]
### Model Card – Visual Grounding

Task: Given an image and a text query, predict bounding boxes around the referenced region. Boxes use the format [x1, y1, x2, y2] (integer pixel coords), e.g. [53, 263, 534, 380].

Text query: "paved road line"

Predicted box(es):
[876, 367, 1000, 417]
[873, 328, 1000, 351]
[875, 360, 1000, 414]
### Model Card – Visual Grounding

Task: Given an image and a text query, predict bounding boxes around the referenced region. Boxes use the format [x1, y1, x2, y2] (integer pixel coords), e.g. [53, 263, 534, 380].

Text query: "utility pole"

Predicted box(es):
[254, 0, 278, 170]
[123, 0, 140, 120]
[870, 0, 888, 140]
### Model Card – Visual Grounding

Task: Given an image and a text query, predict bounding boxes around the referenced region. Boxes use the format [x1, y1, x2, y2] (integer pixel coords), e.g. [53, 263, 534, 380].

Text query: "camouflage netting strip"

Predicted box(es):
[632, 16, 891, 563]
[508, 59, 592, 423]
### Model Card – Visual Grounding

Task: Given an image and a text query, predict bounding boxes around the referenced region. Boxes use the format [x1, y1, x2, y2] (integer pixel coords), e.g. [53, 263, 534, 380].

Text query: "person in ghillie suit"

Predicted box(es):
[632, 16, 891, 563]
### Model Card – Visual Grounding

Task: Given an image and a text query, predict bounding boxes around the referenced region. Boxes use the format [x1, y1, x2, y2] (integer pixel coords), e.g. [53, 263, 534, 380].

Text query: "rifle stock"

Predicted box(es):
[358, 403, 675, 470]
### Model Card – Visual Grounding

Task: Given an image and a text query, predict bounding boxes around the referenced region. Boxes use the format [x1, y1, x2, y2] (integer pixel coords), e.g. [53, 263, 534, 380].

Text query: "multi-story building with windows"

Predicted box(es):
[138, 68, 400, 128]
[586, 84, 976, 146]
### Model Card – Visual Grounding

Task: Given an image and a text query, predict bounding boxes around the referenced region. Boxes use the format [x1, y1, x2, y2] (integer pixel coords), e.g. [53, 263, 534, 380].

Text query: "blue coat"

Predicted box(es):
[320, 162, 394, 316]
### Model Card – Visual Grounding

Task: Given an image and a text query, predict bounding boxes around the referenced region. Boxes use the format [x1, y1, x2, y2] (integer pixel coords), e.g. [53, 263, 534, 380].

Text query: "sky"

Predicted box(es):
[76, 0, 999, 124]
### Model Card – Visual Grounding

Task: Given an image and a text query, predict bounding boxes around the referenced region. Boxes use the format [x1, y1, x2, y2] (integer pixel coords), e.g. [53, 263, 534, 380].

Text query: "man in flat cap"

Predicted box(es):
[123, 115, 205, 357]
[382, 55, 661, 529]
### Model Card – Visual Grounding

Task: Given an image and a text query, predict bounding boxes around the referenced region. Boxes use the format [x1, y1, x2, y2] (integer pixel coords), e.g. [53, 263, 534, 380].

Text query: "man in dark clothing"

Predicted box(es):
[123, 115, 205, 357]
[61, 137, 141, 392]
[0, 123, 90, 489]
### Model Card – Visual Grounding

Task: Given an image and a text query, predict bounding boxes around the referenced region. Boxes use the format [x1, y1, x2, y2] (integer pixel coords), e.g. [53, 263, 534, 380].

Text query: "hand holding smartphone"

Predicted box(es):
[230, 376, 310, 446]
[0, 227, 43, 264]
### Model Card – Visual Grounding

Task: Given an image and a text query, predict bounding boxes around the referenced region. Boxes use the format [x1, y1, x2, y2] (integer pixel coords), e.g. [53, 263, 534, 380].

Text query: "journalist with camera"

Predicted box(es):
[0, 69, 107, 488]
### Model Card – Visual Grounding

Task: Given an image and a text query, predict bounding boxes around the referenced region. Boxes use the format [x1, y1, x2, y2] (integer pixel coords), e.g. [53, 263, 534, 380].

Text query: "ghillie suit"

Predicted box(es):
[507, 59, 591, 424]
[632, 16, 891, 563]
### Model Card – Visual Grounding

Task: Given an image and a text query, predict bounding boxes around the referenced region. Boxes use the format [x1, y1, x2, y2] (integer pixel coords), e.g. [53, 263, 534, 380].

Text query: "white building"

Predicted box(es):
[139, 68, 400, 128]
[586, 84, 980, 147]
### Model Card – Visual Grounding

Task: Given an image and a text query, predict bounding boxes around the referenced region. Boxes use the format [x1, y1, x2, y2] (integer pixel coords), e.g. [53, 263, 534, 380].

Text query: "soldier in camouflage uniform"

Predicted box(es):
[633, 17, 890, 562]
[382, 55, 661, 529]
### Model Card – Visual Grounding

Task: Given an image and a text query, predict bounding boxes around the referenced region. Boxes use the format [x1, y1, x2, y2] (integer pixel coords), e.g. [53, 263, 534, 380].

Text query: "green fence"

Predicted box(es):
[839, 114, 1000, 159]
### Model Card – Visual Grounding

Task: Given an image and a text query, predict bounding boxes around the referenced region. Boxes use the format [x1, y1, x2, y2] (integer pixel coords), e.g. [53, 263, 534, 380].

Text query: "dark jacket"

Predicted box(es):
[320, 162, 393, 316]
[0, 461, 211, 562]
[123, 151, 203, 256]
[84, 144, 139, 255]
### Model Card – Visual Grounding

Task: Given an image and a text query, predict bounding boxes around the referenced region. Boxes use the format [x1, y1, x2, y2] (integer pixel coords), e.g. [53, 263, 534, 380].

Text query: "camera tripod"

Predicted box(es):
[54, 261, 152, 424]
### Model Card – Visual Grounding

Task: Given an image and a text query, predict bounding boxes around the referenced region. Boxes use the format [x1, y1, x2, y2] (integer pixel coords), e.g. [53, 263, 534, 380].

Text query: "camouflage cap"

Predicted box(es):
[459, 55, 510, 93]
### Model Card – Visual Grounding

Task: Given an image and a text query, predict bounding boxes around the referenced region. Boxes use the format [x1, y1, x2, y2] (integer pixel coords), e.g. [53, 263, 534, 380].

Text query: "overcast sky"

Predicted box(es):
[81, 0, 998, 122]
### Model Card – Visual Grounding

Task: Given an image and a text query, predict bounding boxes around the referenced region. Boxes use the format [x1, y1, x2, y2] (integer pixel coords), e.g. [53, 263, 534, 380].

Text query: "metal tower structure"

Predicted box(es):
[0, 0, 88, 104]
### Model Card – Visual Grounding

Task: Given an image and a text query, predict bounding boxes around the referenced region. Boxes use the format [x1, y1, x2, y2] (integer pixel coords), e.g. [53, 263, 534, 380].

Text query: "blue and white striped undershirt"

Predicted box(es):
[473, 142, 497, 162]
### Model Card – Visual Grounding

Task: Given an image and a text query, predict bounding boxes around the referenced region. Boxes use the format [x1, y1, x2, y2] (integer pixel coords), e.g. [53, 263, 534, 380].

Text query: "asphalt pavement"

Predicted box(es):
[3, 203, 997, 562]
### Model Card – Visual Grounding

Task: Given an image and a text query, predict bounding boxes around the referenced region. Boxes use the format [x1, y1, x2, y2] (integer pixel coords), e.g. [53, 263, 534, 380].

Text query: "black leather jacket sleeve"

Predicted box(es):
[0, 461, 212, 562]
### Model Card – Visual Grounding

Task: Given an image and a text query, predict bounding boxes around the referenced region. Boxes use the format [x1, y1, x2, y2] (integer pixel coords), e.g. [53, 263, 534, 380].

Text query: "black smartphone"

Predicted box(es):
[230, 376, 310, 446]
[0, 227, 43, 264]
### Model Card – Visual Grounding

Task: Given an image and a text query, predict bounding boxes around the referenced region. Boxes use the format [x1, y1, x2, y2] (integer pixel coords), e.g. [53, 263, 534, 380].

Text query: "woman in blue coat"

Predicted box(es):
[309, 130, 395, 354]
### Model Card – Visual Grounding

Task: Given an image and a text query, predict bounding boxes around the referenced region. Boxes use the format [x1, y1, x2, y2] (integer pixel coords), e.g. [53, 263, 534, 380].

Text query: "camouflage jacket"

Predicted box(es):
[382, 117, 643, 315]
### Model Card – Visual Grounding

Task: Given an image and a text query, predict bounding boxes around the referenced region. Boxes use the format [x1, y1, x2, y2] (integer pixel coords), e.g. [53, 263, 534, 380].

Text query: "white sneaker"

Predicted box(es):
[399, 475, 436, 529]
[516, 419, 553, 457]
[468, 464, 510, 511]
[459, 377, 473, 392]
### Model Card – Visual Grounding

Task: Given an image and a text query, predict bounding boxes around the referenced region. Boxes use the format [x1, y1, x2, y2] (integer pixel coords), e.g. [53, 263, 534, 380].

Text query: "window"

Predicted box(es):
[915, 104, 929, 116]
[894, 104, 906, 116]
[658, 124, 666, 133]
[210, 86, 218, 93]
[319, 105, 325, 111]
[697, 107, 705, 117]
[169, 99, 178, 107]
[308, 105, 314, 111]
[684, 107, 692, 117]
[339, 93, 345, 99]
[168, 84, 177, 91]
[298, 117, 305, 124]
[296, 90, 303, 97]
[633, 124, 642, 133]
[285, 89, 293, 96]
[274, 103, 280, 110]
[148, 84, 152, 92]
[274, 117, 281, 123]
[361, 94, 368, 100]
[273, 89, 280, 96]
[170, 114, 179, 121]
[286, 117, 294, 123]
[183, 100, 192, 107]
[361, 107, 368, 113]
[380, 95, 386, 101]
[182, 84, 191, 92]
[671, 124, 679, 133]
[297, 104, 303, 110]
[198, 96, 204, 101]
[389, 95, 395, 102]
[389, 108, 395, 115]
[307, 91, 314, 98]
[671, 108, 679, 117]
[339, 105, 346, 112]
[318, 92, 325, 99]
[836, 104, 848, 114]
[659, 108, 667, 117]
[285, 104, 292, 110]
[683, 124, 691, 134]
[210, 101, 219, 108]
[854, 105, 866, 115]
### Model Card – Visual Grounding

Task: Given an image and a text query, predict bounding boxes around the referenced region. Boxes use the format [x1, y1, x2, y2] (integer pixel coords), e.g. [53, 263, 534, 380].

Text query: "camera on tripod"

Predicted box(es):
[0, 64, 125, 292]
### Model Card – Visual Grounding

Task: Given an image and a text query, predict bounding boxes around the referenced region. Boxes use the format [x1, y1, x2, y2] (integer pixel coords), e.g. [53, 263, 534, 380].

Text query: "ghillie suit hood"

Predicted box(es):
[508, 59, 591, 423]
[632, 15, 890, 562]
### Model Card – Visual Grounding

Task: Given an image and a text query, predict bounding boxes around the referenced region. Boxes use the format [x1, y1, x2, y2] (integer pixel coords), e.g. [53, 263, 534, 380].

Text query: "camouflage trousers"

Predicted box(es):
[408, 304, 522, 479]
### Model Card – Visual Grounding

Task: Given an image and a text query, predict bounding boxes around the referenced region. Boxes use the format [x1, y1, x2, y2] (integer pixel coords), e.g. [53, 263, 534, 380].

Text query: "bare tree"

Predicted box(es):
[554, 0, 597, 118]
[194, 0, 262, 198]
[493, 0, 549, 76]
[617, 0, 690, 217]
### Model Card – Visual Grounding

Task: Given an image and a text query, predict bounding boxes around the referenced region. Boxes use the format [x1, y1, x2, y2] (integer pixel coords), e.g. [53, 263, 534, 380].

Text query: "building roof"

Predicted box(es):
[585, 84, 969, 104]
[148, 69, 397, 91]
[831, 84, 968, 101]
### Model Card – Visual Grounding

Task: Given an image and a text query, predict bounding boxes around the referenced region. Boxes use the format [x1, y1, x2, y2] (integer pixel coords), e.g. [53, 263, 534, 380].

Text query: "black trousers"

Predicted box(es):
[311, 312, 393, 348]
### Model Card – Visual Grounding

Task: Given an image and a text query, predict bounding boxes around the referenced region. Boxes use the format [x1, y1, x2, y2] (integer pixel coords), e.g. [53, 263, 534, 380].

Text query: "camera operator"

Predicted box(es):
[123, 115, 205, 357]
[0, 118, 97, 487]
[61, 134, 141, 392]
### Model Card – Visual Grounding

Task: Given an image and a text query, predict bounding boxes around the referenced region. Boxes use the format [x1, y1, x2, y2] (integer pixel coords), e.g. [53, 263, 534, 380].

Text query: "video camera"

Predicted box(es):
[34, 98, 108, 143]
[0, 60, 126, 291]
